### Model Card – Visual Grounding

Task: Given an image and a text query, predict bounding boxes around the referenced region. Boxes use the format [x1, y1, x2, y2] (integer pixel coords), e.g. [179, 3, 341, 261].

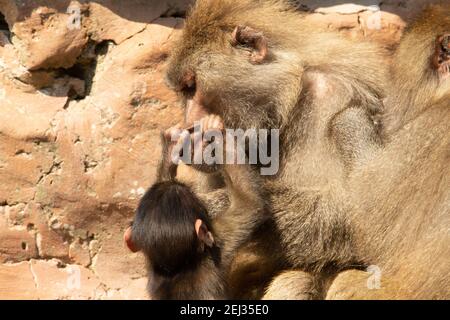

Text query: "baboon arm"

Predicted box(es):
[330, 106, 382, 168]
[177, 163, 225, 194]
[197, 188, 230, 219]
[156, 132, 177, 182]
[213, 165, 267, 264]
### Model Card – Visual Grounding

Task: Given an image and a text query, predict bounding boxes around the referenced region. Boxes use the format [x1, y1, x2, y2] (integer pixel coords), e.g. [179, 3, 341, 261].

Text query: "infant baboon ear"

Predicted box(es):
[195, 219, 215, 248]
[433, 34, 450, 80]
[124, 226, 140, 253]
[231, 25, 268, 64]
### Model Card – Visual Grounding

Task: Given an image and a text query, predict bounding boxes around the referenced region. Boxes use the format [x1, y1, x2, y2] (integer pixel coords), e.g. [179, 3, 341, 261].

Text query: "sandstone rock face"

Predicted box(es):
[0, 0, 439, 300]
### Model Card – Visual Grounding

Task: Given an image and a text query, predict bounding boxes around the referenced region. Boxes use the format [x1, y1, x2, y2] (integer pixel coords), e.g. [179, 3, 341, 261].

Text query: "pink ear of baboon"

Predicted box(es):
[232, 25, 268, 64]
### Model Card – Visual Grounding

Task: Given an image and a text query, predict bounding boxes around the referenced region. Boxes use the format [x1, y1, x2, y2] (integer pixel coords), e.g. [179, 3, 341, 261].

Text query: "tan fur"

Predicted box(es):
[263, 271, 318, 300]
[166, 0, 449, 299]
[384, 4, 450, 135]
[326, 270, 389, 300]
[325, 5, 450, 300]
[228, 221, 286, 300]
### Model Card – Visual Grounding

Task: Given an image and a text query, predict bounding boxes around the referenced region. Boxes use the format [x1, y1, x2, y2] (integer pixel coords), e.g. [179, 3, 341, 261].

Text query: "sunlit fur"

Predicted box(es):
[166, 0, 449, 299]
[384, 4, 450, 135]
[329, 4, 450, 299]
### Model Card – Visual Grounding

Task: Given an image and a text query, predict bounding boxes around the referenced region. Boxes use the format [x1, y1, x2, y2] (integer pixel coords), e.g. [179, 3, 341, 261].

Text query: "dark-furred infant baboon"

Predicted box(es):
[124, 115, 272, 299]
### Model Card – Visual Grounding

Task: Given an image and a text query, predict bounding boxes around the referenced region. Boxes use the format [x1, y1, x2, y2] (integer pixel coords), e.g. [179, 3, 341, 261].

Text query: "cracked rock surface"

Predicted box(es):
[0, 0, 440, 300]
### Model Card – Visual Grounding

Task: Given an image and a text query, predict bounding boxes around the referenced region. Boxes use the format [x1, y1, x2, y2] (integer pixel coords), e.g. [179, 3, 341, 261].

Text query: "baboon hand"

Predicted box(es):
[198, 114, 224, 134]
[163, 123, 183, 146]
[180, 115, 225, 173]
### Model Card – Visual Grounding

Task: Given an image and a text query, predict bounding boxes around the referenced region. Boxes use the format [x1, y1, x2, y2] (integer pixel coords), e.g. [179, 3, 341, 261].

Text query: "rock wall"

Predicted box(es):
[0, 0, 440, 300]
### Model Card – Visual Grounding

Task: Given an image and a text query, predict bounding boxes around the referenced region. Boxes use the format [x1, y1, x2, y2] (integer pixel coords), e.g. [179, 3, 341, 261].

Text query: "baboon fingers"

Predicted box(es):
[199, 114, 224, 132]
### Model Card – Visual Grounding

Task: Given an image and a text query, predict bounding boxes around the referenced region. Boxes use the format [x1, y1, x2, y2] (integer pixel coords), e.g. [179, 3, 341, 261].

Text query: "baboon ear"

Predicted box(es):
[433, 34, 450, 80]
[232, 25, 268, 64]
[124, 227, 140, 253]
[195, 219, 215, 248]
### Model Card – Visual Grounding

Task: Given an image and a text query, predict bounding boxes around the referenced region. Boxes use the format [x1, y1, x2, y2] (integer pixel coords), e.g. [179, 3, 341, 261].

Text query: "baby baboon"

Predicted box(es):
[125, 115, 272, 299]
[165, 0, 449, 299]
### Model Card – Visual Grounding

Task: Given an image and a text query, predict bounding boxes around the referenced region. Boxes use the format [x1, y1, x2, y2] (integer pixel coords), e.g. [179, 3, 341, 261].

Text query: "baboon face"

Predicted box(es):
[165, 2, 291, 130]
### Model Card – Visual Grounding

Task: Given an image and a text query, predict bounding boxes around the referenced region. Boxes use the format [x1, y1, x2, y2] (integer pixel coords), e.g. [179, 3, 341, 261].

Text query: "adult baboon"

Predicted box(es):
[166, 0, 387, 298]
[324, 4, 450, 299]
[165, 0, 450, 299]
[384, 4, 450, 136]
